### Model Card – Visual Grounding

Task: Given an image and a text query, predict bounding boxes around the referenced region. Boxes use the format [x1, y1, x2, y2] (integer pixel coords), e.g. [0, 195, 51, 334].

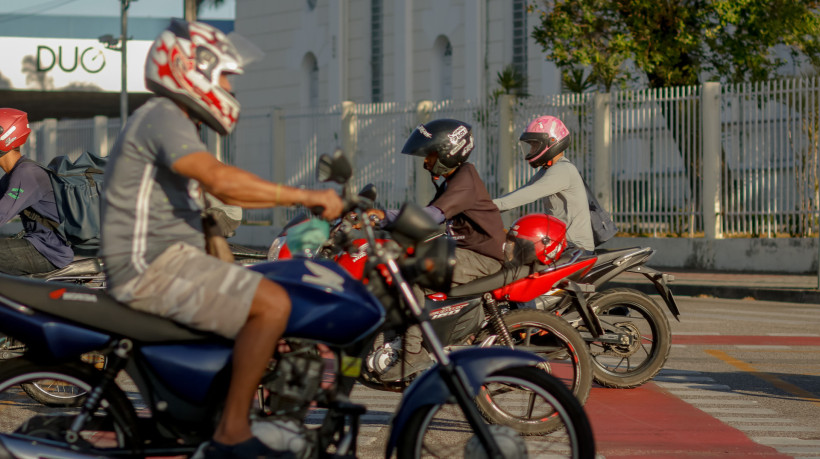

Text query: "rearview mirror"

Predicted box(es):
[358, 183, 377, 202]
[317, 149, 352, 184]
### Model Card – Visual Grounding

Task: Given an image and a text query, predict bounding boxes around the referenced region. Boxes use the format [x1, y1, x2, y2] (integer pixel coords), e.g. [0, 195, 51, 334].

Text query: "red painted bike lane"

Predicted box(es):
[584, 384, 791, 458]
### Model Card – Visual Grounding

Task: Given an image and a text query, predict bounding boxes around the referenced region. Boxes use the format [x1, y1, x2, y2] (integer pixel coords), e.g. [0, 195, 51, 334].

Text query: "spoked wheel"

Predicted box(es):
[397, 367, 595, 459]
[19, 353, 107, 407]
[0, 358, 141, 456]
[585, 288, 672, 388]
[476, 309, 593, 407]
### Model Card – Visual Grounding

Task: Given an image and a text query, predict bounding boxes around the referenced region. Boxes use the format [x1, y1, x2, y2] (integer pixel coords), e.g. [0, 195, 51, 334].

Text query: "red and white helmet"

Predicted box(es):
[507, 214, 568, 264]
[520, 115, 571, 168]
[0, 108, 31, 154]
[145, 19, 262, 135]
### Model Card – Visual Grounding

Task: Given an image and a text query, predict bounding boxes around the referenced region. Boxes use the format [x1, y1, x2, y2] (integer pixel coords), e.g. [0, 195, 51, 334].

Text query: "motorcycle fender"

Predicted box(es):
[385, 348, 543, 456]
[628, 266, 681, 320]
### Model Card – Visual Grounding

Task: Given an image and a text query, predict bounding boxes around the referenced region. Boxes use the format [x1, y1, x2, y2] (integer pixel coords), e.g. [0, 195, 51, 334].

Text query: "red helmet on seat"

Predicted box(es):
[0, 108, 31, 154]
[507, 214, 568, 264]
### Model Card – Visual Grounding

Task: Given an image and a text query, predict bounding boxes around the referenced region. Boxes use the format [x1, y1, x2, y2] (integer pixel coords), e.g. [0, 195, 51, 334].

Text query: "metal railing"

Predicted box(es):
[17, 77, 820, 239]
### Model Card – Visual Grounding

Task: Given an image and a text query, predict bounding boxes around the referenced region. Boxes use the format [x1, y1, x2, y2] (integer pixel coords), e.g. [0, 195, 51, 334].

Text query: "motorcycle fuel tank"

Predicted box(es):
[251, 259, 385, 346]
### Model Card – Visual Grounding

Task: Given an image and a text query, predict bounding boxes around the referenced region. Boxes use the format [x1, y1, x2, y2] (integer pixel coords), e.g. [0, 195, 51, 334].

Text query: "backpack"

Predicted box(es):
[581, 178, 618, 247]
[21, 151, 107, 253]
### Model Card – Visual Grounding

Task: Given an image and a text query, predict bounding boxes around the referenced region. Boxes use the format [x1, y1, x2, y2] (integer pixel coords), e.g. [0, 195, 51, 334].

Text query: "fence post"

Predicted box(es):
[593, 93, 612, 212]
[341, 101, 357, 169]
[272, 107, 287, 228]
[93, 116, 109, 157]
[415, 100, 433, 206]
[498, 94, 516, 227]
[702, 82, 722, 239]
[42, 118, 58, 164]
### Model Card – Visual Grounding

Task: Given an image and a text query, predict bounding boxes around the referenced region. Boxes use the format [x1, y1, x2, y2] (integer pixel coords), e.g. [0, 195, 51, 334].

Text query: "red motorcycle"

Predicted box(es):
[270, 206, 597, 410]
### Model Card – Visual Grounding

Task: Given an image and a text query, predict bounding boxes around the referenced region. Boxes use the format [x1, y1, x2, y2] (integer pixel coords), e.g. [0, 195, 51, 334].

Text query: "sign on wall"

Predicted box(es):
[0, 37, 152, 92]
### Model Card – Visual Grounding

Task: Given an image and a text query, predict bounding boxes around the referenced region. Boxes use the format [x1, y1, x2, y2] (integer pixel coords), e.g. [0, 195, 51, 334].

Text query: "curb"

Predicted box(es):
[607, 281, 820, 305]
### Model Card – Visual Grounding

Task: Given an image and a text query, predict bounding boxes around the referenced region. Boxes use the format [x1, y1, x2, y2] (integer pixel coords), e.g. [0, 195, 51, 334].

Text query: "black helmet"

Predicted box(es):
[401, 119, 474, 176]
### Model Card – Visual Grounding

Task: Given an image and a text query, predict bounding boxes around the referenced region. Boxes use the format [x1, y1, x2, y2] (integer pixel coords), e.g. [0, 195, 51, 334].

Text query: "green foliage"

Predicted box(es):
[491, 64, 529, 100]
[530, 0, 820, 89]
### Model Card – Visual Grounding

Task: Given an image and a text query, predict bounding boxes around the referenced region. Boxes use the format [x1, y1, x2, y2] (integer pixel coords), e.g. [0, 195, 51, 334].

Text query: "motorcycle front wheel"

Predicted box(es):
[476, 309, 593, 407]
[585, 288, 672, 388]
[0, 358, 141, 456]
[396, 367, 595, 459]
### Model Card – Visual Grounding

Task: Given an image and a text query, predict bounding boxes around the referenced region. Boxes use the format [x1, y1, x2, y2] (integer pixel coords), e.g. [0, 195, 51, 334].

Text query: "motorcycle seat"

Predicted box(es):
[592, 246, 653, 265]
[27, 257, 103, 280]
[0, 273, 222, 344]
[447, 262, 539, 298]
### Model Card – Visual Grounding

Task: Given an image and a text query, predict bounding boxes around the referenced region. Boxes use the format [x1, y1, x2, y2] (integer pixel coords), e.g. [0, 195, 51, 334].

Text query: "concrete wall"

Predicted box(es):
[602, 237, 819, 274]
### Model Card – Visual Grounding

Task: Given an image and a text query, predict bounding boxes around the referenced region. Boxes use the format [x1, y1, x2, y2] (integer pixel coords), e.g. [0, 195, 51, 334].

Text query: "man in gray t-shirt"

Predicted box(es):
[101, 20, 343, 458]
[493, 115, 594, 252]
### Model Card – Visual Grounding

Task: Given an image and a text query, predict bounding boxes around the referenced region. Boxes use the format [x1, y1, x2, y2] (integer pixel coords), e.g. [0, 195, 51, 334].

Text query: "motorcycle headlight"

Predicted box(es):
[401, 236, 456, 293]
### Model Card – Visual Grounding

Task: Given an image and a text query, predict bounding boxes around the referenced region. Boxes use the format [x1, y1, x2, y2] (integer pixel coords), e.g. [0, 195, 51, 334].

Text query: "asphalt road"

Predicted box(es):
[0, 294, 817, 458]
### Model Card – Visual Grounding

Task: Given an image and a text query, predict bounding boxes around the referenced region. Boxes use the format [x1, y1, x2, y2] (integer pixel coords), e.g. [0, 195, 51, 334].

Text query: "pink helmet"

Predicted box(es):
[0, 108, 31, 154]
[519, 115, 571, 168]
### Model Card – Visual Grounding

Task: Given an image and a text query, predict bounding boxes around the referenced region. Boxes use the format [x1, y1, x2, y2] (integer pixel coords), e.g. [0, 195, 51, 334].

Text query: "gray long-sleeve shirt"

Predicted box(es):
[493, 157, 594, 251]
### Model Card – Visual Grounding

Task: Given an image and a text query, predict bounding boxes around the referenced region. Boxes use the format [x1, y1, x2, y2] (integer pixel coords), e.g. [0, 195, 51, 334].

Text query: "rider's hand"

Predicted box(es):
[307, 189, 343, 220]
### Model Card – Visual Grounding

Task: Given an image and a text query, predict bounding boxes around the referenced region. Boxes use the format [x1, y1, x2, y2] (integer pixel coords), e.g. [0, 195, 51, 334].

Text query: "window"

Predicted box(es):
[433, 36, 452, 100]
[302, 53, 319, 108]
[371, 0, 383, 102]
[512, 0, 528, 94]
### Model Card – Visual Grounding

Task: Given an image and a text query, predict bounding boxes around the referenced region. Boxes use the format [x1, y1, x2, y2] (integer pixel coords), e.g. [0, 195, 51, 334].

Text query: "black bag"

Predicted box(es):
[21, 152, 107, 252]
[582, 178, 617, 247]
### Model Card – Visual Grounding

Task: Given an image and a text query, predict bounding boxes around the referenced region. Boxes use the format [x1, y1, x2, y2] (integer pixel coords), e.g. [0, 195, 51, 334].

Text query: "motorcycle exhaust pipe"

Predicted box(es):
[0, 435, 109, 459]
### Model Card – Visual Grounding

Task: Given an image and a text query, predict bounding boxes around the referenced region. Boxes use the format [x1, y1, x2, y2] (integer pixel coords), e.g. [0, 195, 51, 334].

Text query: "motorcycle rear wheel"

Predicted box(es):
[0, 358, 141, 455]
[585, 288, 672, 388]
[396, 367, 595, 459]
[476, 309, 593, 406]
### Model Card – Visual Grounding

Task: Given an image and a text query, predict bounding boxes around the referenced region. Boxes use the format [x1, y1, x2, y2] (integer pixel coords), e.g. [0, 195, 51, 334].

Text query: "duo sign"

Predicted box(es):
[0, 37, 152, 92]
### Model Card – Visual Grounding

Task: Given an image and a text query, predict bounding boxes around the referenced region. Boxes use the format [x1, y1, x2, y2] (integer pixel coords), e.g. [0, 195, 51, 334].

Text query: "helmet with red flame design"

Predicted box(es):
[144, 19, 263, 135]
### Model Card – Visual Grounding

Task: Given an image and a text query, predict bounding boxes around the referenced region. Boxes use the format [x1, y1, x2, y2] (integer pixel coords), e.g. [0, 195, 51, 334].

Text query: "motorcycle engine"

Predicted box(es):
[365, 335, 402, 374]
[262, 341, 325, 420]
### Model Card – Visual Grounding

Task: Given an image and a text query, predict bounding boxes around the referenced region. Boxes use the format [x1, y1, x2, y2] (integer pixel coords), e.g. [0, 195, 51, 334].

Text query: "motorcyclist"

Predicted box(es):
[493, 115, 595, 253]
[100, 19, 343, 459]
[375, 118, 507, 380]
[0, 108, 73, 275]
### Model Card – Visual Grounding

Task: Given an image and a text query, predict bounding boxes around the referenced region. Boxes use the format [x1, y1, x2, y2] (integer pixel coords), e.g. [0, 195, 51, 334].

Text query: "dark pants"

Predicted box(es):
[0, 238, 58, 275]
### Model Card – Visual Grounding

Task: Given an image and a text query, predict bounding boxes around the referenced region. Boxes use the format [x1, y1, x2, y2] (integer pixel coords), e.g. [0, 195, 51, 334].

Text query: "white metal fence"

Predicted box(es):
[17, 77, 820, 239]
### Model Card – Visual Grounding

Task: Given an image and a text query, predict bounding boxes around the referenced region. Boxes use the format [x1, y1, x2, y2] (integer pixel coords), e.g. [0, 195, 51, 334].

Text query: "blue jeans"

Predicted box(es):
[0, 237, 58, 275]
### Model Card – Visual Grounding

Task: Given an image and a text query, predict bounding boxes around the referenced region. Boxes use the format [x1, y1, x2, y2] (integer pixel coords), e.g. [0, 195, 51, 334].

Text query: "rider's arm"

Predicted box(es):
[0, 166, 45, 226]
[171, 152, 343, 221]
[492, 165, 568, 212]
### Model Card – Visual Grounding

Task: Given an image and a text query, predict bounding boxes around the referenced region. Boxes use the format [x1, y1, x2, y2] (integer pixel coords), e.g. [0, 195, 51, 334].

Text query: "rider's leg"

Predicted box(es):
[212, 278, 292, 445]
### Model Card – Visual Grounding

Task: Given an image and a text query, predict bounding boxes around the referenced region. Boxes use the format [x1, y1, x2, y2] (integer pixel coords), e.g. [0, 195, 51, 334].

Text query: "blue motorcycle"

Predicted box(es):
[0, 151, 594, 458]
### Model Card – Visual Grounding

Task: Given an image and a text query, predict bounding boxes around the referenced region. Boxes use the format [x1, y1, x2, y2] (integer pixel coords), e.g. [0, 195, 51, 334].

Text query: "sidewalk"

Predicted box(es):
[608, 269, 820, 304]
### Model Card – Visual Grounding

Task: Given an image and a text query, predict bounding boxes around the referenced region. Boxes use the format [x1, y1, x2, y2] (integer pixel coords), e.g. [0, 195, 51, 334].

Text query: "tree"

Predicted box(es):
[530, 0, 820, 89]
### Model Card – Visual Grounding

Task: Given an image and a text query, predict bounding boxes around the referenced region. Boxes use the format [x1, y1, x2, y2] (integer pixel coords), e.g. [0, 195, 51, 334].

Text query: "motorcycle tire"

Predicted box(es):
[19, 353, 106, 407]
[476, 309, 593, 406]
[585, 288, 672, 388]
[396, 366, 595, 459]
[0, 358, 142, 455]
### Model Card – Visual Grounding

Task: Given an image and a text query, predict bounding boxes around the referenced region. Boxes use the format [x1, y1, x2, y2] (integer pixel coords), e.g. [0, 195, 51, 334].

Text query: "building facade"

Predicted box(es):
[234, 0, 560, 112]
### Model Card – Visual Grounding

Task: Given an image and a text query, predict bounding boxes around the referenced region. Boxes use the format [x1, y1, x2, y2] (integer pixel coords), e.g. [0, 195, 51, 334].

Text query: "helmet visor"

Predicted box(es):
[226, 31, 265, 69]
[519, 139, 540, 160]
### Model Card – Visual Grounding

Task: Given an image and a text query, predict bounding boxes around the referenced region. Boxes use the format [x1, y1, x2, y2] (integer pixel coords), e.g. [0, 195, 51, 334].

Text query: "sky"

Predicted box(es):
[0, 0, 235, 20]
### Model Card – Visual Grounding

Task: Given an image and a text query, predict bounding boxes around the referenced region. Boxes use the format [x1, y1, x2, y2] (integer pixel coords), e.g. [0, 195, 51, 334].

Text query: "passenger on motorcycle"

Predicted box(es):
[100, 19, 343, 459]
[0, 108, 73, 275]
[493, 115, 595, 252]
[373, 119, 507, 380]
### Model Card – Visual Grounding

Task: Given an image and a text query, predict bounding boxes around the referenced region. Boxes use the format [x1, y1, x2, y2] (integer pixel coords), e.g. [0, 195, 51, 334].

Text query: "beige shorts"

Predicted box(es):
[109, 242, 264, 339]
